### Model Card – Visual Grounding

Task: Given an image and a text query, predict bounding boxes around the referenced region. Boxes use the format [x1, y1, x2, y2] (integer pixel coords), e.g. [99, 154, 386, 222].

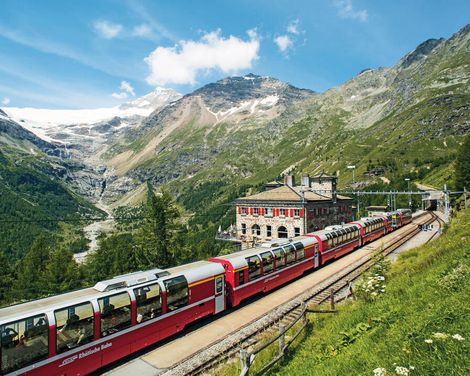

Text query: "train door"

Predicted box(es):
[314, 245, 320, 268]
[214, 275, 225, 314]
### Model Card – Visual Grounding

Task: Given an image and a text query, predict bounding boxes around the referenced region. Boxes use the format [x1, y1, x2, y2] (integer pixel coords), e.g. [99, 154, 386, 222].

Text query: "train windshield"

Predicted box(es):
[1, 313, 49, 374]
[55, 302, 94, 353]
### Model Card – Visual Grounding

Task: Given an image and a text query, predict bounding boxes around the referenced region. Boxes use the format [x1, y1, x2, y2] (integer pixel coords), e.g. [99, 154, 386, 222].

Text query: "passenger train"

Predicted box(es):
[0, 209, 412, 375]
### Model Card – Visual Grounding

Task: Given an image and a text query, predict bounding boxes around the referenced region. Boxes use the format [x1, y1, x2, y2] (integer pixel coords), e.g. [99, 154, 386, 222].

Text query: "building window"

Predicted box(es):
[265, 207, 273, 216]
[252, 224, 261, 236]
[280, 208, 286, 216]
[294, 209, 300, 217]
[278, 226, 288, 238]
[294, 227, 301, 237]
[266, 225, 272, 237]
[241, 207, 247, 215]
[253, 207, 258, 215]
[241, 223, 246, 235]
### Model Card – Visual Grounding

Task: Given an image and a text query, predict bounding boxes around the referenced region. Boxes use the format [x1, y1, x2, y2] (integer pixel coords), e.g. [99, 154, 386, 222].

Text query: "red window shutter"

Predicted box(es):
[274, 208, 278, 216]
[261, 208, 265, 216]
[290, 209, 294, 217]
[238, 207, 241, 214]
[250, 207, 253, 215]
[300, 209, 303, 217]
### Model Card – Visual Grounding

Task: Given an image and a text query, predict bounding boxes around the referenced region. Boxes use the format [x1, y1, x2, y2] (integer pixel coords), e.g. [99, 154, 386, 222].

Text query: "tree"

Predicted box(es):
[455, 134, 470, 190]
[135, 182, 180, 269]
[0, 250, 14, 305]
[14, 235, 51, 300]
[42, 247, 81, 294]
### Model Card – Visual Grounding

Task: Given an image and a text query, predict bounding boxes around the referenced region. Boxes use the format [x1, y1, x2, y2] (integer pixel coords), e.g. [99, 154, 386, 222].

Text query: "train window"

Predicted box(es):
[164, 276, 189, 312]
[1, 314, 49, 374]
[272, 248, 286, 269]
[98, 292, 131, 337]
[261, 252, 274, 274]
[284, 244, 296, 265]
[246, 255, 261, 280]
[134, 283, 162, 323]
[55, 302, 94, 354]
[238, 270, 245, 285]
[294, 242, 305, 261]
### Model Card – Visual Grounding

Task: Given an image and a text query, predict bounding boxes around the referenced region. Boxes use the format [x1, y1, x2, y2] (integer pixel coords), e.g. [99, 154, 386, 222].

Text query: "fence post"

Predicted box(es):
[240, 349, 250, 376]
[330, 289, 335, 310]
[278, 324, 285, 355]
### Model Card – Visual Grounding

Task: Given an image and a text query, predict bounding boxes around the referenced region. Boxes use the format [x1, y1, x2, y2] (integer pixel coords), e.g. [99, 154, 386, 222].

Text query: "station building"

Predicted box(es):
[234, 173, 354, 246]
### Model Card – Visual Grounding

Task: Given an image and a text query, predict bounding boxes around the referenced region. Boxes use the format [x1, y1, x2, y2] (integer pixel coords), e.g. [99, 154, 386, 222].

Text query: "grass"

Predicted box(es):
[265, 209, 470, 376]
[215, 209, 470, 376]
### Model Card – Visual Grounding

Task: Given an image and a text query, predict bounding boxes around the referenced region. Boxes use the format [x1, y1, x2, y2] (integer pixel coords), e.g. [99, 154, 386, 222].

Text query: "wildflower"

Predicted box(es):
[452, 334, 465, 341]
[424, 339, 433, 344]
[410, 366, 415, 370]
[373, 367, 387, 376]
[395, 366, 409, 375]
[432, 332, 448, 340]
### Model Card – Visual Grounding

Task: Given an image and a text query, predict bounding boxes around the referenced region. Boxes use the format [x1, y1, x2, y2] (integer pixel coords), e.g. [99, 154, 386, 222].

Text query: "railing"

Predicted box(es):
[239, 290, 341, 376]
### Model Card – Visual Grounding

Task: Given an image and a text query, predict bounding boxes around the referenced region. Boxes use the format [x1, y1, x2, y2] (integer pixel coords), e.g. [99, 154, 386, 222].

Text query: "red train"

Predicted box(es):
[0, 209, 412, 376]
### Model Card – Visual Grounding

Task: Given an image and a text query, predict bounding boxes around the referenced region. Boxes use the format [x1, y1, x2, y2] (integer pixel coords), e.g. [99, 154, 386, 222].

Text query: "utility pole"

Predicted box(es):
[347, 165, 357, 219]
[444, 183, 449, 223]
[405, 178, 411, 209]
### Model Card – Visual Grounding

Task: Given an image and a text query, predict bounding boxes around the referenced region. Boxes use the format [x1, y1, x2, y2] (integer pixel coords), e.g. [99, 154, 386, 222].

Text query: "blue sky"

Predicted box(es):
[0, 0, 468, 109]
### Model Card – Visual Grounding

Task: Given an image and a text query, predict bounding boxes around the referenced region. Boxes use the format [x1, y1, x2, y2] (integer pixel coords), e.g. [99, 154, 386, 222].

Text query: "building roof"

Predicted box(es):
[236, 185, 352, 203]
[312, 172, 336, 179]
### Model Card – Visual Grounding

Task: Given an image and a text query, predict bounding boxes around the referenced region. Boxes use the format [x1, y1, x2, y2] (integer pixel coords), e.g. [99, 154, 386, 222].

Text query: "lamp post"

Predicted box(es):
[405, 178, 411, 209]
[347, 165, 357, 219]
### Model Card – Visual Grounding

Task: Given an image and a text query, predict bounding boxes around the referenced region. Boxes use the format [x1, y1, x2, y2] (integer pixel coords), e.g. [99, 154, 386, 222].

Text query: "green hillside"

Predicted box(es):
[266, 209, 469, 376]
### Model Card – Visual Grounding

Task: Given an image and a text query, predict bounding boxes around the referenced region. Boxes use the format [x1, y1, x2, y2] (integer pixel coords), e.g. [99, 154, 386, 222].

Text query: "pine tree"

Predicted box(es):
[0, 250, 14, 304]
[135, 182, 179, 269]
[14, 235, 51, 300]
[42, 247, 81, 294]
[455, 134, 470, 190]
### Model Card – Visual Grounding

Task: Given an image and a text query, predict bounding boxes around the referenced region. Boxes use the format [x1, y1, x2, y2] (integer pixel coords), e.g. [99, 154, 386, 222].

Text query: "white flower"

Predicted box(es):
[395, 366, 409, 375]
[410, 366, 415, 370]
[452, 334, 465, 341]
[373, 367, 387, 376]
[424, 339, 433, 343]
[432, 332, 449, 340]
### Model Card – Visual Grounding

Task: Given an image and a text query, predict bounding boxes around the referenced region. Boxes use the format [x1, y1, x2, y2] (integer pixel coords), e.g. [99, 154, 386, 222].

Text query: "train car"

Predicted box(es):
[0, 261, 225, 376]
[209, 237, 318, 307]
[351, 216, 386, 244]
[397, 209, 412, 226]
[304, 223, 361, 264]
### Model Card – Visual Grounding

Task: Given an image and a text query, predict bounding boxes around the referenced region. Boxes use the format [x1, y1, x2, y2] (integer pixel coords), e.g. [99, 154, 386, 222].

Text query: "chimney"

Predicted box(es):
[301, 174, 310, 187]
[284, 174, 295, 187]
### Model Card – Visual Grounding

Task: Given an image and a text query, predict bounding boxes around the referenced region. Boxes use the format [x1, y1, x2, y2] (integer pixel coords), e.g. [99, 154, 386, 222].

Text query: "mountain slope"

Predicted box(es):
[0, 114, 104, 259]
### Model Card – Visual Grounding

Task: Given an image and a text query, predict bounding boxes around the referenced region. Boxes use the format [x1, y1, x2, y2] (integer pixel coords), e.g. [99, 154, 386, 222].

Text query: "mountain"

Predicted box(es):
[0, 114, 104, 259]
[3, 87, 181, 159]
[100, 24, 469, 213]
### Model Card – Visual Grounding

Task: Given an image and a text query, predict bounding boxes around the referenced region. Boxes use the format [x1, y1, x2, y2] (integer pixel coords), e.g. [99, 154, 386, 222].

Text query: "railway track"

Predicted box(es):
[163, 212, 438, 376]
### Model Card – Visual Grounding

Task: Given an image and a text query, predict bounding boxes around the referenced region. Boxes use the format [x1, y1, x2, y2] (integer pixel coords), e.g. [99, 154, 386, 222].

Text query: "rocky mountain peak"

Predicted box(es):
[119, 87, 182, 111]
[191, 73, 315, 112]
[399, 38, 445, 69]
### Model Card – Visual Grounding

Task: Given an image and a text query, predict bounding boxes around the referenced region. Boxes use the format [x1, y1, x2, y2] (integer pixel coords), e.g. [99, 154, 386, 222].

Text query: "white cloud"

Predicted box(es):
[111, 80, 136, 100]
[93, 20, 123, 39]
[132, 24, 153, 38]
[333, 0, 368, 22]
[1, 97, 10, 105]
[287, 19, 300, 35]
[120, 81, 135, 96]
[274, 35, 293, 52]
[145, 29, 260, 86]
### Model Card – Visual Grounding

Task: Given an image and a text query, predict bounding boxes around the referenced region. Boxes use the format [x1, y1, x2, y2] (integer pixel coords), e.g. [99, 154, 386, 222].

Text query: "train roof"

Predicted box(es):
[0, 260, 223, 324]
[306, 223, 360, 240]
